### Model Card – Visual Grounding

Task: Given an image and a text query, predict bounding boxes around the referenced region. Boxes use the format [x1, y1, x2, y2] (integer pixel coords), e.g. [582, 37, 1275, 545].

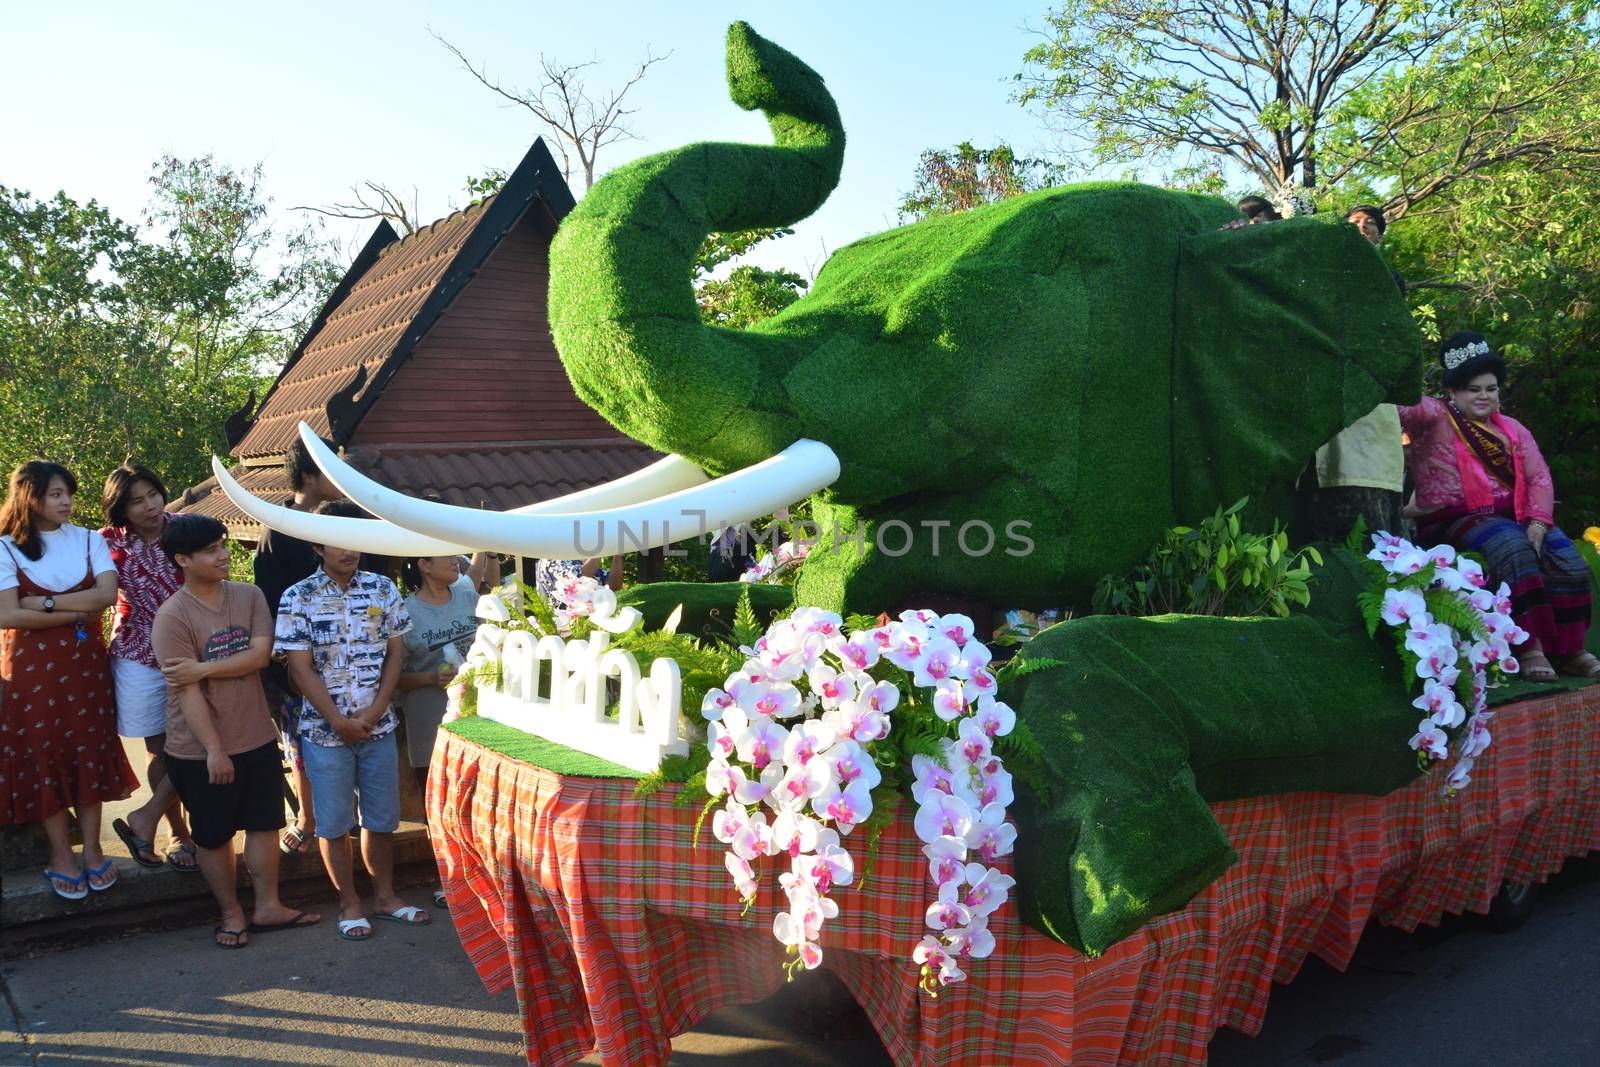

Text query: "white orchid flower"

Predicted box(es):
[965, 803, 1017, 864]
[945, 920, 997, 960]
[829, 631, 880, 672]
[821, 739, 882, 792]
[926, 896, 973, 932]
[964, 668, 999, 703]
[956, 864, 1016, 920]
[791, 606, 844, 640]
[957, 640, 993, 680]
[915, 791, 976, 844]
[706, 757, 746, 799]
[936, 614, 977, 647]
[974, 697, 1016, 738]
[1408, 718, 1450, 760]
[975, 763, 1014, 809]
[737, 681, 802, 723]
[812, 777, 874, 831]
[1381, 588, 1429, 628]
[885, 621, 932, 671]
[734, 715, 788, 772]
[771, 809, 821, 858]
[956, 717, 994, 766]
[807, 664, 856, 709]
[1413, 680, 1465, 728]
[923, 836, 969, 888]
[725, 852, 759, 899]
[932, 679, 968, 722]
[734, 763, 785, 808]
[783, 720, 838, 768]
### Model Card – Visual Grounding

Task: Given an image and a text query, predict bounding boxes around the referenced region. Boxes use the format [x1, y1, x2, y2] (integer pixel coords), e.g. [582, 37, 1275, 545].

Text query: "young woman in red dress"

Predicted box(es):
[0, 462, 137, 899]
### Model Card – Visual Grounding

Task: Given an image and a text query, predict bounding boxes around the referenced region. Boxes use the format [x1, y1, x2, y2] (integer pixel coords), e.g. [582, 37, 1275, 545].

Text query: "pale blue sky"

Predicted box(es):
[5, 1, 1061, 276]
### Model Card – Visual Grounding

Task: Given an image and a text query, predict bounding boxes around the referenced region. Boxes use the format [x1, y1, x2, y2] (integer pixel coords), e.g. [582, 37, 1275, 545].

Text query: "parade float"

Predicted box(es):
[215, 22, 1600, 1067]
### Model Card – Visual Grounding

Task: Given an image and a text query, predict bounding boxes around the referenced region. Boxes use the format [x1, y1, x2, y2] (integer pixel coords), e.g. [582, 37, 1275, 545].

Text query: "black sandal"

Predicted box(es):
[111, 818, 165, 869]
[214, 926, 249, 950]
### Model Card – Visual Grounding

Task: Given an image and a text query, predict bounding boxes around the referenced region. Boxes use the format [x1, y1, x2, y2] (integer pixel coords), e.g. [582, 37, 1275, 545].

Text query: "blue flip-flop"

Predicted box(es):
[42, 868, 88, 901]
[84, 858, 119, 893]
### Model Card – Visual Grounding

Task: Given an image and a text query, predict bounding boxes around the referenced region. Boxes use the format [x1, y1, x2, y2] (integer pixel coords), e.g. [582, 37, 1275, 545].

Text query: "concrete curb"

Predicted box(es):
[1, 825, 439, 958]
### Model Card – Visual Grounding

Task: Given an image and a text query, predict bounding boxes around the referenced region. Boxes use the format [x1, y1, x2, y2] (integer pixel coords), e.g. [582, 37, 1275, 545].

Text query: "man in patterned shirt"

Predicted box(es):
[274, 500, 428, 940]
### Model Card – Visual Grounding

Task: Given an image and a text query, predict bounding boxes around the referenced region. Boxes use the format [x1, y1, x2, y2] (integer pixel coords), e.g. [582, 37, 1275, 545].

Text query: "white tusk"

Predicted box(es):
[212, 456, 472, 555]
[298, 422, 840, 558]
[212, 448, 710, 555]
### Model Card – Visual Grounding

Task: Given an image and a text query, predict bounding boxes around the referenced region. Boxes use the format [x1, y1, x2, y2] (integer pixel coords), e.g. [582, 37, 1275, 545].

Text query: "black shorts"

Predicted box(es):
[165, 741, 288, 849]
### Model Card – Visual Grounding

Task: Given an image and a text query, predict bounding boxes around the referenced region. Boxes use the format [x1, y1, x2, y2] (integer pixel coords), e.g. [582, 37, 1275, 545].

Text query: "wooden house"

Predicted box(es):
[176, 138, 657, 539]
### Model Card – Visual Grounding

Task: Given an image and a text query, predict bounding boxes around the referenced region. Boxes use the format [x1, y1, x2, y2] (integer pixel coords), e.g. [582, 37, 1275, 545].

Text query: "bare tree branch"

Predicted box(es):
[431, 30, 671, 189]
[294, 181, 420, 235]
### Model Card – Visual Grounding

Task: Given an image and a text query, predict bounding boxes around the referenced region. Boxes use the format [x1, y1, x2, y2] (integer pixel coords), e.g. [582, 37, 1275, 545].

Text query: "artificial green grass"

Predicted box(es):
[547, 22, 1422, 614]
[1009, 549, 1424, 955]
[442, 716, 639, 779]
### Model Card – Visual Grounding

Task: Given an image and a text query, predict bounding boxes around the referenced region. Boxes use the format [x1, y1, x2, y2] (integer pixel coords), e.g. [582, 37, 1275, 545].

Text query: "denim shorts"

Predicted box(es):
[298, 731, 400, 839]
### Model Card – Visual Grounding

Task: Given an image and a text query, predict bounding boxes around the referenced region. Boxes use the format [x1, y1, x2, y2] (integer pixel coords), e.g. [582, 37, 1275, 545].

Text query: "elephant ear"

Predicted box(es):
[1170, 220, 1421, 523]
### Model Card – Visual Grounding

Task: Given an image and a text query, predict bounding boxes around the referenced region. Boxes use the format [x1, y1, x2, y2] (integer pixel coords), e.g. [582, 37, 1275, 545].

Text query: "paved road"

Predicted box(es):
[0, 891, 887, 1067]
[1209, 852, 1600, 1066]
[4, 856, 1598, 1065]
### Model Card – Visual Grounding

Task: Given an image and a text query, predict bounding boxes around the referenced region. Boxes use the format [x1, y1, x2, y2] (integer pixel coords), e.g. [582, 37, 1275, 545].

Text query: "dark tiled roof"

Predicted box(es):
[233, 199, 495, 459]
[174, 443, 662, 543]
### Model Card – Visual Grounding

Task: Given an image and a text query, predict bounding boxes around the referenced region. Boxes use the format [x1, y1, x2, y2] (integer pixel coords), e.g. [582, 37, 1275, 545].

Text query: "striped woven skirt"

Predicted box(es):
[1422, 512, 1592, 657]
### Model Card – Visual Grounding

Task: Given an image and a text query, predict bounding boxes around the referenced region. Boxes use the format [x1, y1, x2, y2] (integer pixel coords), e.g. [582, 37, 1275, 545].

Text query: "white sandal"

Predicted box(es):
[337, 917, 373, 941]
[374, 905, 430, 925]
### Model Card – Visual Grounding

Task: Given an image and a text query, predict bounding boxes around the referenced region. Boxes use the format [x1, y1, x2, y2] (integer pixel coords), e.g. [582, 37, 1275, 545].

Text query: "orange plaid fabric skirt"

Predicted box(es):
[428, 685, 1600, 1066]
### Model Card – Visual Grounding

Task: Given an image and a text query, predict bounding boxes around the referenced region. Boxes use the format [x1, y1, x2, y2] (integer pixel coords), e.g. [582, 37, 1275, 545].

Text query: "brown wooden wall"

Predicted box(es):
[350, 213, 630, 448]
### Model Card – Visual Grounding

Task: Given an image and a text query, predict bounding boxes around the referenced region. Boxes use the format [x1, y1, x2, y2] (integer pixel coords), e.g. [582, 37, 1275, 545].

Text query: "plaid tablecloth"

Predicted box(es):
[428, 685, 1600, 1067]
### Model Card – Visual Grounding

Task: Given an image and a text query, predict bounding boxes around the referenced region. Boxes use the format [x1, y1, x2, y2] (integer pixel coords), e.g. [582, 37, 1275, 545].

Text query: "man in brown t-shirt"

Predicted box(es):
[152, 515, 320, 948]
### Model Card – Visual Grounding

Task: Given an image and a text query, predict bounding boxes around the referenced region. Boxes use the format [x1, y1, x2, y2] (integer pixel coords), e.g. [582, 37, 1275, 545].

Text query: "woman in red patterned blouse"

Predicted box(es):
[100, 463, 196, 871]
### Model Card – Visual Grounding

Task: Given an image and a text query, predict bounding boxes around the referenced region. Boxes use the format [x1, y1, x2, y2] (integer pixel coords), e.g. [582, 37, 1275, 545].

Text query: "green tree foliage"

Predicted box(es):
[1334, 13, 1600, 520]
[692, 228, 807, 328]
[0, 157, 339, 520]
[1016, 0, 1599, 199]
[898, 141, 1063, 221]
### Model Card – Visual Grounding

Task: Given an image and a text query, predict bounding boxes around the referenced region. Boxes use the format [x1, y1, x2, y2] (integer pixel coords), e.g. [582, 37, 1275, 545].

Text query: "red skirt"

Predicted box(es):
[1, 623, 137, 824]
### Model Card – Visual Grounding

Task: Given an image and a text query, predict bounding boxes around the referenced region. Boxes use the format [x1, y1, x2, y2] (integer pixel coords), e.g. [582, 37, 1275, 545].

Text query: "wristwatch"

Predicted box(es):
[41, 596, 55, 613]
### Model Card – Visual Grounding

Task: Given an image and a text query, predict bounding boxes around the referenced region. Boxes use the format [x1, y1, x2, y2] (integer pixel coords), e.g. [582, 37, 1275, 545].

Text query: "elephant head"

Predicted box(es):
[221, 22, 1421, 615]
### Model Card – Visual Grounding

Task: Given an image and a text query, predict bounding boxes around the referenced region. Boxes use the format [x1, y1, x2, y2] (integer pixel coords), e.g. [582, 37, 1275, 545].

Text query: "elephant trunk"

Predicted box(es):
[548, 21, 845, 475]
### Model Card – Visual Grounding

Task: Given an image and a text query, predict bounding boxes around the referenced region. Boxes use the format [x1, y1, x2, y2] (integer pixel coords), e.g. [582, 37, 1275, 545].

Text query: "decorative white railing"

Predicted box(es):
[470, 626, 688, 773]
